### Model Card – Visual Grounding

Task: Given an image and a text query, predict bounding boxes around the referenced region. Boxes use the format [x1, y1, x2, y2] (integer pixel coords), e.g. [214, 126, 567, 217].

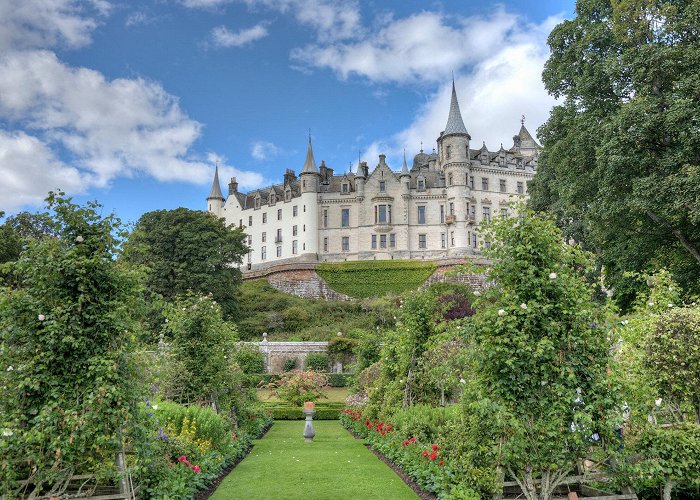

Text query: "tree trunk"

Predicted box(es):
[646, 210, 700, 265]
[663, 479, 677, 500]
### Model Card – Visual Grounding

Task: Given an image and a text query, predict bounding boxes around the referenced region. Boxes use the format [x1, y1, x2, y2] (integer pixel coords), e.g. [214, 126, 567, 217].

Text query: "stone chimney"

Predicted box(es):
[228, 176, 238, 195]
[379, 154, 386, 166]
[283, 169, 296, 185]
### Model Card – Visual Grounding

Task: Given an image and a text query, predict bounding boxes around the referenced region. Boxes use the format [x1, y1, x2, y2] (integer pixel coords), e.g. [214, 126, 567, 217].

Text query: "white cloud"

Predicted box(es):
[250, 141, 280, 161]
[207, 152, 266, 190]
[354, 14, 561, 171]
[0, 130, 88, 211]
[180, 0, 231, 8]
[125, 11, 156, 28]
[211, 23, 268, 48]
[0, 0, 110, 52]
[0, 50, 265, 211]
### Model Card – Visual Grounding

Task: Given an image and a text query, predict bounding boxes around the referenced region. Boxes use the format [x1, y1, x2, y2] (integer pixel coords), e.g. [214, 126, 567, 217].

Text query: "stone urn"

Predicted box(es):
[302, 401, 316, 442]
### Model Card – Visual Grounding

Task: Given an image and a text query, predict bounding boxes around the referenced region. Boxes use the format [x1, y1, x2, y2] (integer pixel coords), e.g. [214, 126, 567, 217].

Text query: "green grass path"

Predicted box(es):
[210, 421, 418, 500]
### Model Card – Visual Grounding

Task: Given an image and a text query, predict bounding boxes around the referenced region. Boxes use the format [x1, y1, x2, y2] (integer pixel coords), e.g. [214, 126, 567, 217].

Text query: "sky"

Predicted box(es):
[0, 0, 575, 224]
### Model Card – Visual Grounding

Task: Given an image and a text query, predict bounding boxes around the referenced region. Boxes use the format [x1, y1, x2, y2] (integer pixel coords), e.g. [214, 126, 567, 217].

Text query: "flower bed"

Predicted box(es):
[340, 408, 481, 499]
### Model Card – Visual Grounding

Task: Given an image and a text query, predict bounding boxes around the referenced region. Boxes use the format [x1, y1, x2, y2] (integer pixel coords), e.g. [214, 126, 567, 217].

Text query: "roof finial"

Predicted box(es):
[420, 140, 423, 153]
[308, 128, 312, 143]
[521, 115, 525, 126]
[401, 148, 410, 175]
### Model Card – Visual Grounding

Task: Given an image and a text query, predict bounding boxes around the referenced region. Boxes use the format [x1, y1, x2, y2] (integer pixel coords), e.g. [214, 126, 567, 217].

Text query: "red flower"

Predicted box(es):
[192, 465, 201, 474]
[386, 425, 392, 431]
[439, 460, 444, 466]
[422, 450, 429, 457]
[431, 444, 439, 451]
[409, 437, 416, 443]
[429, 451, 438, 461]
[231, 433, 237, 441]
[178, 455, 187, 463]
[365, 419, 370, 426]
[402, 440, 409, 446]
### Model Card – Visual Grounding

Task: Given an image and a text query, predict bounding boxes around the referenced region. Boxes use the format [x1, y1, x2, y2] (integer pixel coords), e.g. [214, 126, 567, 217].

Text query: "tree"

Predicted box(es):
[529, 0, 700, 308]
[0, 193, 145, 496]
[123, 208, 247, 319]
[0, 211, 56, 265]
[469, 209, 619, 500]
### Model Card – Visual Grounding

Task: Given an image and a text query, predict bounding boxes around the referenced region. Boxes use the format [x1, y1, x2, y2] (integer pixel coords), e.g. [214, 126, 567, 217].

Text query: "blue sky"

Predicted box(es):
[0, 0, 575, 224]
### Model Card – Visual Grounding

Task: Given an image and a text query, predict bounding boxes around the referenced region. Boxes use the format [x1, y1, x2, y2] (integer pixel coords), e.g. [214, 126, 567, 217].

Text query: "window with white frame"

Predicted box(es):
[293, 225, 298, 236]
[418, 234, 427, 249]
[276, 246, 282, 257]
[262, 212, 267, 223]
[441, 233, 446, 248]
[371, 234, 377, 249]
[261, 232, 266, 243]
[261, 246, 266, 260]
[389, 233, 396, 248]
[380, 234, 387, 248]
[499, 179, 506, 192]
[341, 208, 350, 227]
[517, 181, 524, 194]
[276, 228, 282, 243]
[482, 177, 489, 190]
[379, 181, 386, 192]
[293, 205, 298, 216]
[375, 204, 391, 224]
[248, 215, 253, 227]
[292, 240, 298, 254]
[482, 206, 491, 222]
[417, 206, 426, 224]
[342, 236, 349, 252]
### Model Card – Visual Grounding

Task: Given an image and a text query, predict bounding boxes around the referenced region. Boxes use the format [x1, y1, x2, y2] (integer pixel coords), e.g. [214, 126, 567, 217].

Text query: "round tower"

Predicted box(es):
[206, 165, 225, 217]
[438, 81, 471, 255]
[299, 137, 320, 258]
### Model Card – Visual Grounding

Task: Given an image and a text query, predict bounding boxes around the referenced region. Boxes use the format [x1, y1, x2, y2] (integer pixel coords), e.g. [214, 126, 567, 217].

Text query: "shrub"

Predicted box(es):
[267, 370, 329, 406]
[283, 358, 297, 372]
[235, 345, 265, 374]
[328, 373, 351, 387]
[267, 405, 341, 420]
[304, 353, 329, 371]
[282, 306, 311, 332]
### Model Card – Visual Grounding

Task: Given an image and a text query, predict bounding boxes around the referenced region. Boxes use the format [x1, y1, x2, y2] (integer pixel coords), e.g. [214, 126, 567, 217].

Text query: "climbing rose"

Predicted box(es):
[422, 450, 429, 457]
[431, 444, 439, 451]
[549, 272, 557, 279]
[38, 314, 45, 321]
[178, 456, 187, 463]
[498, 309, 505, 316]
[520, 303, 527, 310]
[75, 235, 84, 242]
[192, 465, 201, 474]
[429, 451, 438, 460]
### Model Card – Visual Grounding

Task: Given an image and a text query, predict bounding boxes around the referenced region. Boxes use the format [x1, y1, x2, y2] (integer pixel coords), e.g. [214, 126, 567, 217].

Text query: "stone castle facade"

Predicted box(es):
[207, 83, 539, 272]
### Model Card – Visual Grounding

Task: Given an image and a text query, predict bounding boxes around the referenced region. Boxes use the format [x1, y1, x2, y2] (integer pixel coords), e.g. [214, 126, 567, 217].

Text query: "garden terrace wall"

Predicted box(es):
[243, 341, 331, 373]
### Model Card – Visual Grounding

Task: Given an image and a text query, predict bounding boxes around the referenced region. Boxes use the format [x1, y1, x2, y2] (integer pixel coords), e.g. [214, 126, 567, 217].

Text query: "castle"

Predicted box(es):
[207, 83, 539, 272]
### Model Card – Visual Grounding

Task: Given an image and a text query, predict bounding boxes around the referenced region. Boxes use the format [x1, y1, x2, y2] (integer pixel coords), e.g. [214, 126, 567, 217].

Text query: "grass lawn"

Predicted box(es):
[257, 387, 349, 404]
[210, 421, 417, 500]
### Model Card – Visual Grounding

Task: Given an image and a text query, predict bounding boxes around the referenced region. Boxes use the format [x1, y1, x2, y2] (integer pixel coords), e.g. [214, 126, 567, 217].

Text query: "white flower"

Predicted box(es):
[520, 303, 527, 310]
[576, 387, 582, 394]
[591, 433, 600, 442]
[337, 332, 343, 336]
[473, 291, 481, 296]
[498, 309, 505, 316]
[459, 378, 466, 385]
[549, 272, 557, 279]
[38, 314, 45, 321]
[621, 320, 628, 325]
[655, 397, 663, 407]
[6, 366, 13, 372]
[667, 303, 674, 308]
[164, 318, 168, 323]
[1, 429, 13, 437]
[75, 235, 84, 242]
[648, 301, 654, 306]
[570, 422, 578, 432]
[151, 405, 158, 410]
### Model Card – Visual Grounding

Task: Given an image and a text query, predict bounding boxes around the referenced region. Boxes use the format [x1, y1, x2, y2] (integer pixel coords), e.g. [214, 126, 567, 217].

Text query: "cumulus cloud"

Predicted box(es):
[0, 0, 110, 52]
[250, 141, 280, 161]
[211, 23, 268, 48]
[0, 51, 265, 211]
[355, 14, 561, 171]
[206, 152, 265, 189]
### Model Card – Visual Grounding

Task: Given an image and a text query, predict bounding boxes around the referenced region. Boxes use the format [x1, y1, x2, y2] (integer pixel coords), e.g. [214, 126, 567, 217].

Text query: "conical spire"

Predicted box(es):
[443, 80, 469, 136]
[401, 149, 410, 175]
[300, 136, 319, 174]
[207, 165, 225, 200]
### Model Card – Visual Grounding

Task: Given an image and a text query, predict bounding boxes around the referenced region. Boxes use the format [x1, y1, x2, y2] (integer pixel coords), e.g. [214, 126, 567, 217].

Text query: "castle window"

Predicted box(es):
[239, 219, 242, 228]
[470, 204, 476, 218]
[485, 240, 492, 250]
[276, 246, 282, 257]
[371, 235, 377, 249]
[449, 202, 454, 216]
[270, 194, 276, 205]
[417, 206, 426, 224]
[482, 206, 491, 222]
[293, 205, 298, 216]
[417, 178, 425, 191]
[375, 204, 391, 224]
[441, 233, 446, 248]
[248, 215, 253, 226]
[285, 189, 291, 201]
[341, 183, 349, 193]
[481, 153, 488, 165]
[276, 228, 282, 243]
[499, 179, 506, 193]
[247, 235, 252, 245]
[501, 208, 508, 217]
[448, 173, 453, 186]
[469, 176, 475, 189]
[261, 246, 266, 260]
[517, 181, 524, 194]
[472, 233, 477, 248]
[390, 233, 396, 248]
[499, 153, 506, 167]
[262, 232, 266, 243]
[323, 237, 328, 252]
[323, 209, 328, 228]
[418, 234, 427, 249]
[341, 208, 350, 227]
[451, 231, 455, 246]
[446, 145, 452, 159]
[516, 158, 523, 169]
[293, 225, 298, 236]
[262, 213, 267, 223]
[292, 240, 298, 254]
[277, 209, 282, 220]
[379, 181, 386, 192]
[482, 178, 489, 190]
[342, 237, 349, 252]
[255, 197, 261, 209]
[302, 180, 306, 189]
[440, 205, 445, 223]
[380, 234, 387, 249]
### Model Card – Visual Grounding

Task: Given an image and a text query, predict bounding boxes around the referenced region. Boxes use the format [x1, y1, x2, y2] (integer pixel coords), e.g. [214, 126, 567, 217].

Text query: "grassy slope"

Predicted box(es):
[210, 421, 417, 500]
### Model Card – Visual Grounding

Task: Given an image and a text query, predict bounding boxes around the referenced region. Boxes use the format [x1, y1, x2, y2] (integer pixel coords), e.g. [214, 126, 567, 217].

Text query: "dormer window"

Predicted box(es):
[417, 176, 425, 191]
[481, 152, 488, 165]
[499, 153, 506, 167]
[255, 196, 261, 209]
[269, 193, 276, 205]
[379, 181, 386, 192]
[285, 189, 291, 201]
[341, 183, 349, 193]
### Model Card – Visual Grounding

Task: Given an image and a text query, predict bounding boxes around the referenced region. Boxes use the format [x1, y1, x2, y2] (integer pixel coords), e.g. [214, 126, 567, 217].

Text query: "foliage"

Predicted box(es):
[467, 208, 619, 499]
[0, 211, 57, 266]
[235, 279, 395, 341]
[123, 208, 247, 318]
[282, 358, 297, 372]
[317, 260, 438, 298]
[529, 0, 700, 308]
[266, 370, 329, 406]
[304, 352, 329, 371]
[234, 345, 266, 374]
[328, 373, 350, 387]
[0, 193, 146, 496]
[265, 405, 342, 420]
[159, 293, 244, 414]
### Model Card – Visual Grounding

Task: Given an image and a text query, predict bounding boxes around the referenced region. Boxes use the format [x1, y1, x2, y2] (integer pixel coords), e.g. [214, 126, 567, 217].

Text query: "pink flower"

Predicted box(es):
[422, 450, 429, 457]
[192, 465, 201, 474]
[178, 455, 187, 463]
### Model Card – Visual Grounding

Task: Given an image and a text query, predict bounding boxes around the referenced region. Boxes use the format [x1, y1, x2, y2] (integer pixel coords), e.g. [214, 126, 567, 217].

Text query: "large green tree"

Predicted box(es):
[0, 211, 57, 265]
[529, 0, 700, 307]
[123, 208, 247, 318]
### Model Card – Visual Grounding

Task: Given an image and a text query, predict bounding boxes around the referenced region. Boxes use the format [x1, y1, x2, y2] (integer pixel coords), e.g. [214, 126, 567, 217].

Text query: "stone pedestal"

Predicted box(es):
[302, 402, 316, 442]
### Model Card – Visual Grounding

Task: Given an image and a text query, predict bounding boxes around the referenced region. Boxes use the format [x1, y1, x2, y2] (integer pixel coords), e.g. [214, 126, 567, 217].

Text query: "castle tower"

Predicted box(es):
[207, 165, 225, 217]
[299, 137, 320, 257]
[438, 81, 471, 255]
[400, 150, 411, 193]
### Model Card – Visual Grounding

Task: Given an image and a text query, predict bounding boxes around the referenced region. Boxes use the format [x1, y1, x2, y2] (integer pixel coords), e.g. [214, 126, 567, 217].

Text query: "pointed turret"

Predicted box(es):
[400, 149, 410, 176]
[207, 166, 225, 201]
[443, 81, 470, 138]
[300, 137, 319, 174]
[512, 116, 541, 154]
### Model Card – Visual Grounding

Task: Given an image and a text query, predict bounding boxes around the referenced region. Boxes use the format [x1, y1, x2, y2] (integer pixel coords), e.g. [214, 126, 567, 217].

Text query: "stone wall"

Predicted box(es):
[421, 266, 488, 291]
[267, 269, 352, 301]
[244, 340, 331, 373]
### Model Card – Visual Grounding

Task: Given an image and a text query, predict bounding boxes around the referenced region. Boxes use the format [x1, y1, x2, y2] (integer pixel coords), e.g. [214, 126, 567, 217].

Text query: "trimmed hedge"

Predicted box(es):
[266, 404, 343, 420]
[317, 260, 438, 298]
[328, 373, 352, 387]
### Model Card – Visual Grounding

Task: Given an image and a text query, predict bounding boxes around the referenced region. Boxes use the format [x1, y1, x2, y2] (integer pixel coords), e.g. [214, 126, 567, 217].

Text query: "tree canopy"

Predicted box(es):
[528, 0, 700, 307]
[123, 208, 247, 318]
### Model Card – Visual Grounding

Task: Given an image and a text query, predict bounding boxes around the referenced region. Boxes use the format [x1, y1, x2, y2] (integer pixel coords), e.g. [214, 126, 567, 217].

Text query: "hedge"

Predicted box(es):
[249, 373, 351, 387]
[317, 260, 438, 298]
[265, 404, 343, 420]
[328, 373, 352, 387]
